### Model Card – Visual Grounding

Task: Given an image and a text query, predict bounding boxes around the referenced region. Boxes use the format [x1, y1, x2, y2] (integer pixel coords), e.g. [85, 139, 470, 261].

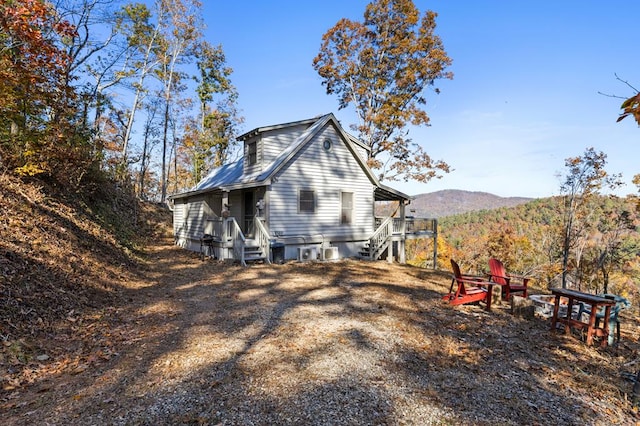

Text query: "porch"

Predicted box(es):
[201, 214, 437, 267]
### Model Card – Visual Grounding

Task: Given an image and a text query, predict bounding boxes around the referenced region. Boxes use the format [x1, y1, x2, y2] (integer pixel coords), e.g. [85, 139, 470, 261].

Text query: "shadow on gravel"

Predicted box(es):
[6, 242, 636, 425]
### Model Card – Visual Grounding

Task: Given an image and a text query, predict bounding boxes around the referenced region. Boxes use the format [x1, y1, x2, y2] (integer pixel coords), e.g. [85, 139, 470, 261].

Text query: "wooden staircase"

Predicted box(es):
[360, 217, 393, 261]
[359, 241, 372, 259]
[244, 239, 267, 263]
[359, 239, 390, 260]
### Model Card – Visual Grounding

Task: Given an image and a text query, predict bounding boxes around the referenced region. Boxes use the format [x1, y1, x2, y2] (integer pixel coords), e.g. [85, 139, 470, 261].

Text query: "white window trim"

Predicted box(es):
[299, 189, 315, 213]
[341, 191, 354, 225]
[247, 140, 257, 166]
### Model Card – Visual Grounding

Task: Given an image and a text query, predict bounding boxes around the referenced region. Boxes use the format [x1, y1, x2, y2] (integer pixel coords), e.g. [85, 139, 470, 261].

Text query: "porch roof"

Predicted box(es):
[375, 184, 412, 202]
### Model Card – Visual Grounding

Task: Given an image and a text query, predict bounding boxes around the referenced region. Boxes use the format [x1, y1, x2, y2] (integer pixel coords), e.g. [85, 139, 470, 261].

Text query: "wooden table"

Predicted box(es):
[550, 288, 616, 347]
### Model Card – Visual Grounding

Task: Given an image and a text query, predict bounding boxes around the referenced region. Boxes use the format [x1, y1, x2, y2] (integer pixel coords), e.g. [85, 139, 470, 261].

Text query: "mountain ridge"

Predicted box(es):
[407, 189, 534, 218]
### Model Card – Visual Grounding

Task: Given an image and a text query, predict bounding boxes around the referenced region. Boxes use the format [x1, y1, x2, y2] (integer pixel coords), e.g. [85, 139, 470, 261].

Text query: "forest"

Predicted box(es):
[1, 0, 241, 202]
[407, 193, 640, 304]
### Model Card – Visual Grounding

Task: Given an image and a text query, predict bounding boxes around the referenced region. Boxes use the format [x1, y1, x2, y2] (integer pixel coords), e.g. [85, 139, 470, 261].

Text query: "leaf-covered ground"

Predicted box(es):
[1, 174, 639, 425]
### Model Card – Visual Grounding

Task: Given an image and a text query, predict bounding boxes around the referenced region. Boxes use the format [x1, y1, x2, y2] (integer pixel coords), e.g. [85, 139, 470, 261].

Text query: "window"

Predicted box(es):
[247, 141, 257, 166]
[323, 138, 332, 151]
[299, 189, 315, 213]
[341, 192, 353, 224]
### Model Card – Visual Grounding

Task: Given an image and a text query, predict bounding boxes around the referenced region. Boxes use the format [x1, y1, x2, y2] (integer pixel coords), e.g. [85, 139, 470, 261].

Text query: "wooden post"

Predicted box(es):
[399, 201, 406, 264]
[432, 218, 438, 270]
[222, 190, 230, 243]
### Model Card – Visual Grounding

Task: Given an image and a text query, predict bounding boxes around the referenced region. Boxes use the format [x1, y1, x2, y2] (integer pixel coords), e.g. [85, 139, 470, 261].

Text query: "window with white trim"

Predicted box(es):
[247, 141, 257, 166]
[341, 192, 353, 224]
[299, 189, 315, 213]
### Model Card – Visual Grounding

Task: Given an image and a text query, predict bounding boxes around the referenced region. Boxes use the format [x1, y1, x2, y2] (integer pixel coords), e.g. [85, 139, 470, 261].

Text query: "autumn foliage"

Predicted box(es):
[410, 195, 640, 304]
[313, 0, 453, 183]
[0, 0, 85, 181]
[0, 0, 239, 196]
[618, 92, 640, 125]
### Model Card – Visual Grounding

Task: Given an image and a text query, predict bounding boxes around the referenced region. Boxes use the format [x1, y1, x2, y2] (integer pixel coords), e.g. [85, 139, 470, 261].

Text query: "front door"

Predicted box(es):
[243, 191, 255, 237]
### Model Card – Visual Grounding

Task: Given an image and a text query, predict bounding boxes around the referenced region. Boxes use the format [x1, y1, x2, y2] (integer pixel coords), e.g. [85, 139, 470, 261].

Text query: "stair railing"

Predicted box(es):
[225, 217, 246, 266]
[368, 216, 393, 260]
[253, 216, 271, 264]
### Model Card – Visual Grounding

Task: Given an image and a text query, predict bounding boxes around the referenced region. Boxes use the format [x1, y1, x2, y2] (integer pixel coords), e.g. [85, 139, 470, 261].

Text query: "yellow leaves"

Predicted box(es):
[14, 163, 46, 177]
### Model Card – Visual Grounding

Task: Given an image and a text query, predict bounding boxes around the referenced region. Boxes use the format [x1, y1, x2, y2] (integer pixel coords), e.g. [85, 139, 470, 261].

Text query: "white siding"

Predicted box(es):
[354, 144, 369, 163]
[173, 198, 187, 243]
[185, 196, 207, 238]
[174, 195, 217, 246]
[243, 123, 312, 177]
[260, 123, 310, 166]
[268, 123, 375, 240]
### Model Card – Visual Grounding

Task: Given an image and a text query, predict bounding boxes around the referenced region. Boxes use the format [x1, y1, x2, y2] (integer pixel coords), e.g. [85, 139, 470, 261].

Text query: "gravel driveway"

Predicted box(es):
[3, 241, 638, 425]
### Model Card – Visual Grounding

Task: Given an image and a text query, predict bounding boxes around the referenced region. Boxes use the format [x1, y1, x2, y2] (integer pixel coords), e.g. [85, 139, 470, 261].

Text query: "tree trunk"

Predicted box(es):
[161, 99, 169, 203]
[138, 125, 150, 199]
[122, 86, 142, 169]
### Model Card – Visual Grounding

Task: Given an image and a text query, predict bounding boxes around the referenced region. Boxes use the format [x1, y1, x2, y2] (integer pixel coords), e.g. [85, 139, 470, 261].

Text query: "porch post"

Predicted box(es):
[399, 201, 406, 264]
[222, 191, 230, 242]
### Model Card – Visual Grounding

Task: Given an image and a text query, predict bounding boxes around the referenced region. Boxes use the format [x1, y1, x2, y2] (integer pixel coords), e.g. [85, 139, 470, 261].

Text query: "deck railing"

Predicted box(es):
[375, 217, 437, 235]
[204, 217, 224, 239]
[404, 217, 437, 234]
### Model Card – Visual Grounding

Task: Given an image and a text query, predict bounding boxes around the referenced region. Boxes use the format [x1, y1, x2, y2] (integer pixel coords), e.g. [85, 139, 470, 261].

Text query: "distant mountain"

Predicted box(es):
[407, 190, 533, 218]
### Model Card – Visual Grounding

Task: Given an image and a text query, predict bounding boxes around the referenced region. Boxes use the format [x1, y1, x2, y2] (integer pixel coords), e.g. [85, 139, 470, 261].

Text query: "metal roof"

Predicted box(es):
[170, 113, 410, 202]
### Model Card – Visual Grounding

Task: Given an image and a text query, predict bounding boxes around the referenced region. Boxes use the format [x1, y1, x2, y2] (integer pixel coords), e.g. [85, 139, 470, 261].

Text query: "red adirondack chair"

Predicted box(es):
[488, 258, 529, 301]
[443, 259, 493, 310]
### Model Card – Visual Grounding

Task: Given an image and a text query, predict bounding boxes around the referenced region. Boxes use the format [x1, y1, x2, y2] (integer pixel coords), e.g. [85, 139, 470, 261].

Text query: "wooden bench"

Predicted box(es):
[550, 288, 616, 347]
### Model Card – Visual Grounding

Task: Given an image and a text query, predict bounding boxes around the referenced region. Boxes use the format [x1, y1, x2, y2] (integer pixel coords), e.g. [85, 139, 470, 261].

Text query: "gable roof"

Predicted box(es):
[236, 116, 320, 141]
[170, 113, 410, 202]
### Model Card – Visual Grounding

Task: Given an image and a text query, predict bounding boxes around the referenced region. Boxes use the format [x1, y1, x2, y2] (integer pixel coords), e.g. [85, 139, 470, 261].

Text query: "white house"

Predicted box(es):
[169, 113, 436, 265]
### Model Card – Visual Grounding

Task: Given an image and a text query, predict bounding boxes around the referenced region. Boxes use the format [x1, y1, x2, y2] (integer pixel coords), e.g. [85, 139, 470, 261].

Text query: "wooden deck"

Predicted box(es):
[376, 217, 437, 239]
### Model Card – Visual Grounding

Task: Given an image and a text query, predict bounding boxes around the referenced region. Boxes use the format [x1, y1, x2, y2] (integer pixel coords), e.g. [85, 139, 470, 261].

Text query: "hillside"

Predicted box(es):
[0, 173, 172, 390]
[409, 189, 532, 218]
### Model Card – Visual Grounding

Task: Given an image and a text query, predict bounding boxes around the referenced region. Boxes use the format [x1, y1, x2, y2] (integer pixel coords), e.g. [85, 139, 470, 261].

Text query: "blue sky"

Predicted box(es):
[201, 1, 639, 198]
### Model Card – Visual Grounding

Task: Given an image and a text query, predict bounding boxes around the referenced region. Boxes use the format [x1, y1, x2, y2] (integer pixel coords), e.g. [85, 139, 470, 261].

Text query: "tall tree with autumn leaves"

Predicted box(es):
[313, 0, 452, 182]
[615, 77, 640, 203]
[558, 148, 623, 288]
[0, 0, 77, 179]
[156, 0, 203, 203]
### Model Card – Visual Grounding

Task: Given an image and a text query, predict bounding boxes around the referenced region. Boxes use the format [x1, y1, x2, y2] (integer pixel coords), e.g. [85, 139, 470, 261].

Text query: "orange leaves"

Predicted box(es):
[313, 0, 452, 182]
[617, 92, 640, 125]
[1, 0, 73, 69]
[1, 0, 79, 176]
